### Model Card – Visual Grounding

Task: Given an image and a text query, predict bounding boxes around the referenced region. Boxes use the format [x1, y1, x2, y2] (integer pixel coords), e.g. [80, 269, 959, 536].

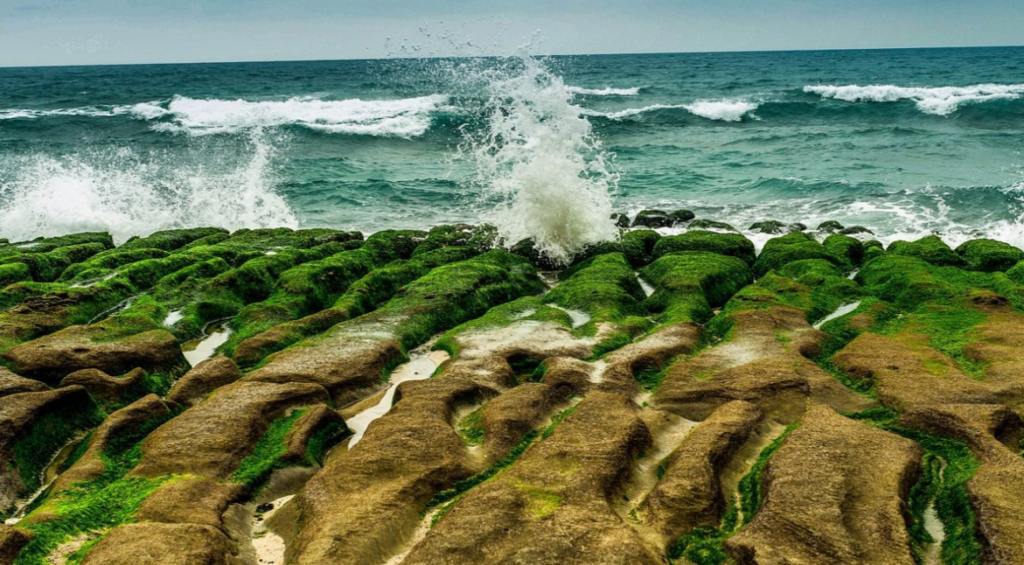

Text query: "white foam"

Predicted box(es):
[566, 86, 642, 96]
[459, 55, 619, 265]
[585, 98, 759, 122]
[147, 94, 446, 137]
[0, 128, 297, 244]
[804, 83, 1024, 116]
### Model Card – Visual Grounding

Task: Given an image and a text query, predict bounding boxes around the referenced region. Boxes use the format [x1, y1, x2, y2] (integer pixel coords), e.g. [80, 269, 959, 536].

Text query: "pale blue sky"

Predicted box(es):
[2, 0, 1022, 67]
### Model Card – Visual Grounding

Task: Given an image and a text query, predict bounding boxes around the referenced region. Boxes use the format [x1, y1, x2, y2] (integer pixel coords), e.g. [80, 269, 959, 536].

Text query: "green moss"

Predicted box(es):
[888, 235, 965, 268]
[304, 419, 348, 466]
[15, 411, 175, 565]
[641, 251, 752, 326]
[12, 402, 105, 495]
[118, 228, 228, 252]
[0, 263, 32, 288]
[231, 409, 307, 488]
[0, 243, 110, 282]
[425, 430, 540, 523]
[0, 233, 113, 260]
[652, 231, 756, 265]
[457, 407, 486, 447]
[547, 253, 646, 337]
[413, 225, 495, 257]
[58, 248, 170, 284]
[576, 230, 662, 268]
[668, 424, 798, 564]
[754, 232, 842, 278]
[846, 409, 982, 565]
[955, 239, 1024, 272]
[822, 233, 864, 269]
[1008, 261, 1024, 285]
[862, 240, 885, 263]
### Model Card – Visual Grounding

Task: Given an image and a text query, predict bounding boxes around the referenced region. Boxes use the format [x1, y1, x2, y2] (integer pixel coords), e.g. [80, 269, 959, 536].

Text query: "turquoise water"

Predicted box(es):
[1, 47, 1023, 251]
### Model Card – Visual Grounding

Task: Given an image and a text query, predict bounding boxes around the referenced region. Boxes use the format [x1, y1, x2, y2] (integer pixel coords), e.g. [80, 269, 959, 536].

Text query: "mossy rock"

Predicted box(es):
[0, 263, 31, 288]
[0, 242, 110, 282]
[610, 213, 630, 228]
[749, 220, 786, 234]
[641, 251, 753, 325]
[119, 228, 229, 252]
[822, 234, 864, 269]
[955, 239, 1024, 272]
[887, 235, 965, 268]
[1008, 261, 1024, 285]
[631, 209, 671, 228]
[652, 231, 756, 265]
[839, 226, 874, 236]
[754, 232, 842, 278]
[688, 219, 736, 232]
[668, 210, 696, 224]
[862, 240, 885, 263]
[817, 220, 845, 233]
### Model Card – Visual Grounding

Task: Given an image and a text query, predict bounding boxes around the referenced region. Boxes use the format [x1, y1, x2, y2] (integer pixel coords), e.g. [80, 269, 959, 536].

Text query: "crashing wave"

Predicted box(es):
[566, 86, 642, 96]
[804, 83, 1024, 116]
[585, 98, 759, 122]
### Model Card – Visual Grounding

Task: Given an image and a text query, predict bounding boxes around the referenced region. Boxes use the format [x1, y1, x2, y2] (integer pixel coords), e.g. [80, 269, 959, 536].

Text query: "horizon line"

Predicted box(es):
[2, 43, 1022, 70]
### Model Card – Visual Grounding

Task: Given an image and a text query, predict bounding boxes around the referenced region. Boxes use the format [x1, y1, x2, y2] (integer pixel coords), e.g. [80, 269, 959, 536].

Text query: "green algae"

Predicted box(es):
[753, 232, 842, 278]
[12, 402, 106, 497]
[641, 251, 752, 326]
[954, 239, 1024, 272]
[887, 235, 965, 268]
[231, 409, 307, 488]
[652, 231, 756, 265]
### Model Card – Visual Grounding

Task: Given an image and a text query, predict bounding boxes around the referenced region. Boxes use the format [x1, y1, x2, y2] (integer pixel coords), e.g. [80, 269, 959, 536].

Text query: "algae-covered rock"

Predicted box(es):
[688, 219, 736, 232]
[632, 209, 672, 228]
[1008, 260, 1024, 285]
[749, 220, 786, 234]
[955, 238, 1024, 272]
[652, 230, 756, 265]
[0, 525, 33, 565]
[59, 367, 147, 409]
[817, 220, 845, 233]
[754, 232, 842, 277]
[641, 251, 752, 325]
[166, 356, 241, 408]
[887, 235, 965, 267]
[822, 233, 864, 269]
[610, 213, 631, 228]
[862, 239, 885, 262]
[0, 263, 31, 288]
[0, 368, 48, 397]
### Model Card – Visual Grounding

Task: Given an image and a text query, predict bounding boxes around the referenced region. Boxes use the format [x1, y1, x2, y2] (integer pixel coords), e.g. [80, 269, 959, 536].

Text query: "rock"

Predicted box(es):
[131, 381, 330, 480]
[748, 220, 786, 234]
[80, 523, 241, 565]
[955, 238, 1024, 272]
[0, 525, 33, 565]
[652, 231, 756, 265]
[787, 222, 807, 232]
[687, 219, 736, 232]
[668, 209, 696, 225]
[839, 225, 874, 236]
[166, 356, 241, 408]
[0, 368, 48, 397]
[60, 367, 145, 408]
[817, 220, 845, 233]
[135, 476, 245, 530]
[631, 209, 672, 228]
[887, 235, 965, 267]
[726, 405, 921, 565]
[0, 387, 100, 515]
[2, 327, 187, 385]
[754, 232, 843, 277]
[822, 233, 864, 269]
[610, 213, 631, 228]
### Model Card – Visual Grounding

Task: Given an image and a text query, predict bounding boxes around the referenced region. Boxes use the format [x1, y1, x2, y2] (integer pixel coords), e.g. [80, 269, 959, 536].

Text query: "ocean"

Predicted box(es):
[1, 47, 1023, 257]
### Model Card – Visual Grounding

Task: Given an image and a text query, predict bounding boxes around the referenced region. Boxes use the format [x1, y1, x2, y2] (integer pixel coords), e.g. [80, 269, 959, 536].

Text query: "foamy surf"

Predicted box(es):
[0, 128, 297, 244]
[140, 94, 448, 137]
[585, 98, 760, 121]
[566, 86, 642, 96]
[458, 55, 619, 265]
[804, 83, 1024, 115]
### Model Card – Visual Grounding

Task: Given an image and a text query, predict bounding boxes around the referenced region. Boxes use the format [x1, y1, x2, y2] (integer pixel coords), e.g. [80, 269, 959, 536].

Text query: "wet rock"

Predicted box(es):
[668, 209, 696, 225]
[839, 225, 874, 236]
[887, 235, 965, 267]
[166, 356, 241, 408]
[748, 220, 786, 234]
[631, 209, 672, 228]
[688, 219, 736, 232]
[610, 213, 631, 228]
[754, 232, 842, 277]
[817, 220, 845, 233]
[787, 222, 807, 232]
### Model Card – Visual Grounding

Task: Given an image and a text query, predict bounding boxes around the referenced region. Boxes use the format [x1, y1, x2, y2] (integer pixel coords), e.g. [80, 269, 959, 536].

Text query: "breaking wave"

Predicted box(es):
[566, 86, 642, 96]
[0, 129, 297, 244]
[804, 83, 1024, 116]
[586, 98, 760, 122]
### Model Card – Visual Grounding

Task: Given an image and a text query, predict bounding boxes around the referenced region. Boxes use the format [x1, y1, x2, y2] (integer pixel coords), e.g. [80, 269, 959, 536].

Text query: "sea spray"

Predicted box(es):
[454, 55, 619, 265]
[0, 128, 297, 244]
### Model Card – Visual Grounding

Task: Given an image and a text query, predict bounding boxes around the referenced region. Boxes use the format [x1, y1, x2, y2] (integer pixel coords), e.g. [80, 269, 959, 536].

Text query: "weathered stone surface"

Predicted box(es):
[3, 326, 186, 384]
[0, 367, 48, 397]
[726, 405, 921, 565]
[60, 367, 145, 406]
[166, 356, 241, 407]
[80, 523, 241, 565]
[0, 525, 32, 565]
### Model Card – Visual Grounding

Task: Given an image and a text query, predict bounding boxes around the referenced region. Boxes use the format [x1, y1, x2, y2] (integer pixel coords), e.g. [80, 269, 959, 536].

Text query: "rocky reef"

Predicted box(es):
[1, 218, 1024, 565]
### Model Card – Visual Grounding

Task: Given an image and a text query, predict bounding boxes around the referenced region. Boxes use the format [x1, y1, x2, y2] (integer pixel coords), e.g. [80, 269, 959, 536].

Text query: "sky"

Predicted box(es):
[1, 0, 1022, 67]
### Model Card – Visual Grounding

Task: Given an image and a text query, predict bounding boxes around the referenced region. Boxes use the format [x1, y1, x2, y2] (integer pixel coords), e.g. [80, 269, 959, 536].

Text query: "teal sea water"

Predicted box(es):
[1, 47, 1023, 254]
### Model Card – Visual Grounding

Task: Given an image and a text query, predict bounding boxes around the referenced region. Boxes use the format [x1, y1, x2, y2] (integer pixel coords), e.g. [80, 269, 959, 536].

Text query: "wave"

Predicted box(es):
[566, 86, 642, 96]
[0, 129, 297, 244]
[804, 83, 1024, 116]
[139, 94, 448, 137]
[0, 105, 139, 120]
[455, 55, 619, 265]
[586, 98, 759, 122]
